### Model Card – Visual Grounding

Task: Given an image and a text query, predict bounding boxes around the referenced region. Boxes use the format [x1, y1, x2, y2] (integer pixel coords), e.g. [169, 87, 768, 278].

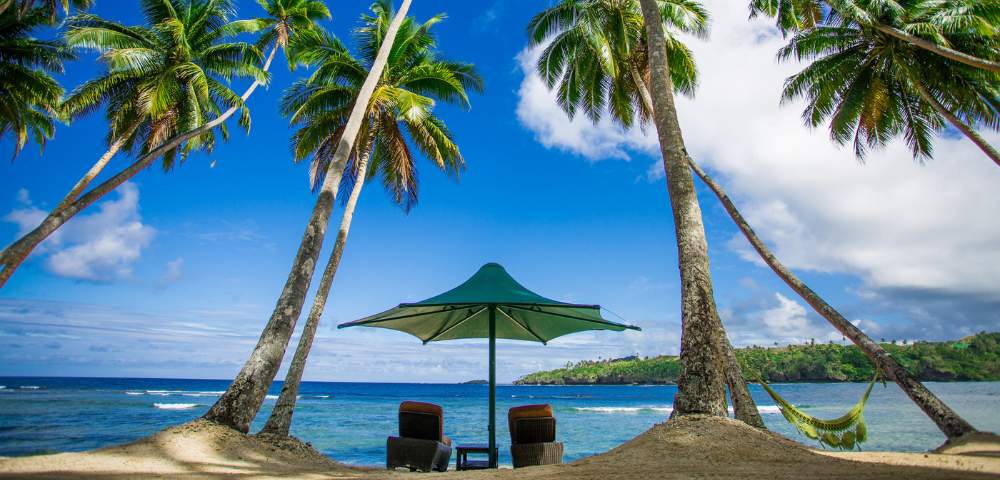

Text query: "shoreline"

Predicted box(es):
[1, 416, 998, 479]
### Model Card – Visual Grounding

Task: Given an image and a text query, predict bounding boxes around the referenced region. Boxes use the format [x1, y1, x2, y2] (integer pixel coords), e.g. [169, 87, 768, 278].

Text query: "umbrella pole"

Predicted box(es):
[488, 304, 497, 468]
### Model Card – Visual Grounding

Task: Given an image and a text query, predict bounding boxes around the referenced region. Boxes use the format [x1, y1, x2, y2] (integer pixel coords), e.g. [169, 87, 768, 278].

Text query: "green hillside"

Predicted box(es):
[514, 332, 1000, 385]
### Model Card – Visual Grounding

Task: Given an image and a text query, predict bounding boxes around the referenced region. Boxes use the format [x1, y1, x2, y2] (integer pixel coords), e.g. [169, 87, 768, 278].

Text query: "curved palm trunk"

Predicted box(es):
[908, 78, 1000, 168]
[203, 0, 413, 433]
[637, 0, 728, 418]
[260, 151, 371, 437]
[628, 63, 762, 426]
[687, 158, 977, 439]
[875, 24, 1000, 73]
[0, 44, 280, 289]
[55, 122, 142, 212]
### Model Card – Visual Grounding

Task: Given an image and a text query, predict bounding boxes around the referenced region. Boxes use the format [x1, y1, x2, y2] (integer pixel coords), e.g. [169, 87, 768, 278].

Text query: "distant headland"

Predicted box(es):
[515, 332, 1000, 385]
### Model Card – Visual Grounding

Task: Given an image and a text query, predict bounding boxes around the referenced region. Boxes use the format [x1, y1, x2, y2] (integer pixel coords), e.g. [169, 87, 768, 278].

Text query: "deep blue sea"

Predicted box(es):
[1, 377, 998, 466]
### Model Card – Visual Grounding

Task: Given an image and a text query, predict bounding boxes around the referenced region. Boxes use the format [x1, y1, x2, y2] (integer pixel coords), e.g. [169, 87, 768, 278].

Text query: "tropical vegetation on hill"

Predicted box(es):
[515, 332, 1000, 385]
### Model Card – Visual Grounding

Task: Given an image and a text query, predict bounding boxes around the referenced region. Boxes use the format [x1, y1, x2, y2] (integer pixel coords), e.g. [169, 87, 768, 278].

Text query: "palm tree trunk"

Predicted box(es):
[686, 159, 977, 439]
[203, 0, 413, 433]
[0, 44, 280, 289]
[875, 24, 1000, 73]
[723, 335, 765, 428]
[54, 122, 142, 213]
[637, 0, 728, 418]
[908, 78, 1000, 168]
[629, 62, 762, 425]
[259, 149, 371, 437]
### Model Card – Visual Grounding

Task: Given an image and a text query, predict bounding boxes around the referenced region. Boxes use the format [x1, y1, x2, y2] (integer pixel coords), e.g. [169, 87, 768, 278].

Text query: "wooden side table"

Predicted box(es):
[455, 443, 496, 470]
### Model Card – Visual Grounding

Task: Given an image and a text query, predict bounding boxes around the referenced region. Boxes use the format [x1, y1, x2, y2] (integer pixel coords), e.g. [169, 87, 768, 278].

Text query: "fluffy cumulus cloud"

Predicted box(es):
[5, 183, 156, 281]
[515, 44, 659, 161]
[515, 0, 1000, 340]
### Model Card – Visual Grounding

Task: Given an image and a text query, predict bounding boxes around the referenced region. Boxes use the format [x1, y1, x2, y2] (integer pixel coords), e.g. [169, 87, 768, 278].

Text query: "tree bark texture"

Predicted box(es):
[260, 149, 371, 436]
[203, 0, 412, 432]
[638, 0, 728, 418]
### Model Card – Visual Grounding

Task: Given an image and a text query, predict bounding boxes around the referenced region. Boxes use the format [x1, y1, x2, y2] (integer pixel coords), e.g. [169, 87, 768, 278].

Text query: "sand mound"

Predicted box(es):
[936, 431, 1000, 458]
[459, 415, 1000, 479]
[1, 415, 997, 479]
[0, 419, 373, 479]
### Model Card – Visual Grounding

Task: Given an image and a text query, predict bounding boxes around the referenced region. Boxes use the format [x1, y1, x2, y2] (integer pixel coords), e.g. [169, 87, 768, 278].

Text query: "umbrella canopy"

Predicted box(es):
[338, 263, 640, 468]
[338, 262, 639, 343]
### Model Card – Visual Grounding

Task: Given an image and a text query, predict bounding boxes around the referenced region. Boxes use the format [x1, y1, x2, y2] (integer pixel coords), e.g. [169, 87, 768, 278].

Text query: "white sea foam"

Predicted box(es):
[153, 403, 199, 410]
[19, 386, 41, 390]
[573, 405, 782, 415]
[145, 390, 225, 397]
[265, 395, 278, 400]
[181, 392, 225, 397]
[125, 391, 144, 396]
[0, 386, 5, 390]
[313, 395, 330, 399]
[573, 406, 673, 414]
[146, 390, 183, 396]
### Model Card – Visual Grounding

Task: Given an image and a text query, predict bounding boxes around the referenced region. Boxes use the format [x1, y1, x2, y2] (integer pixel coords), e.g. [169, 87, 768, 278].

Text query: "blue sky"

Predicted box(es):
[2, 0, 999, 383]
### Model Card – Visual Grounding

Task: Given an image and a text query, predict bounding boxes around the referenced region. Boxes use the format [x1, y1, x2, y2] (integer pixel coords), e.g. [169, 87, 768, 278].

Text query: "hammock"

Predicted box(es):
[759, 373, 880, 450]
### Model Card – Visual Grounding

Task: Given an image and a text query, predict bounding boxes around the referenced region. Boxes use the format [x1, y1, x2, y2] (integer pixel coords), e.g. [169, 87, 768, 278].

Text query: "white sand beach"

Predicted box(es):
[2, 416, 998, 479]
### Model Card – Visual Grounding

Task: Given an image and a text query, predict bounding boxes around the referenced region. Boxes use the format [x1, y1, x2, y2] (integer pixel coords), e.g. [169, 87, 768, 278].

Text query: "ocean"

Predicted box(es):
[1, 377, 998, 467]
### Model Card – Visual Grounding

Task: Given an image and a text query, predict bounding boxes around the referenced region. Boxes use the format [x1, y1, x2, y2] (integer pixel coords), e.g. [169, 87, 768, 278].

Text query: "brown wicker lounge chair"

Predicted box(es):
[508, 404, 563, 468]
[386, 401, 452, 472]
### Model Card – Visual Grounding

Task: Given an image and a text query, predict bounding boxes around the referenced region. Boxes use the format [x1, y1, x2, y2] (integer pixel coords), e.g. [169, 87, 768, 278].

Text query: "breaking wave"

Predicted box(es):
[153, 403, 199, 410]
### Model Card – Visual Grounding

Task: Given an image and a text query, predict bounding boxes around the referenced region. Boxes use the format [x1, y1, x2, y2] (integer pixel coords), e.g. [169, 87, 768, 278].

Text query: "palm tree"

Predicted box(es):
[687, 161, 978, 439]
[751, 0, 1000, 72]
[0, 0, 327, 288]
[260, 21, 481, 436]
[634, 0, 731, 418]
[203, 0, 415, 433]
[530, 0, 735, 418]
[749, 0, 822, 34]
[0, 7, 73, 160]
[0, 0, 91, 23]
[780, 21, 1000, 165]
[53, 0, 328, 213]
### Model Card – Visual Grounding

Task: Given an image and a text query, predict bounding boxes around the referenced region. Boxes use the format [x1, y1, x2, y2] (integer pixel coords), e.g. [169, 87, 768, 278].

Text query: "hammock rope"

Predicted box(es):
[759, 372, 881, 450]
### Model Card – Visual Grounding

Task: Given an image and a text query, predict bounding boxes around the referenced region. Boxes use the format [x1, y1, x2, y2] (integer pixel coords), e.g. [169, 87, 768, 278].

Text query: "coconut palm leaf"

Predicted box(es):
[282, 4, 478, 208]
[62, 0, 265, 169]
[0, 7, 72, 160]
[780, 18, 998, 162]
[527, 0, 707, 130]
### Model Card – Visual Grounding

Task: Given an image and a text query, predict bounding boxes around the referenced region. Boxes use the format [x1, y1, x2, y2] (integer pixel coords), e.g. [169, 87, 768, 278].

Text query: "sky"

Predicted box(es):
[2, 0, 999, 383]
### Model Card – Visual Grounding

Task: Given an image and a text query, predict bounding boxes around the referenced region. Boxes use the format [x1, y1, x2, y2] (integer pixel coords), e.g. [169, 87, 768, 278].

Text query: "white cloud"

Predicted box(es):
[157, 257, 183, 288]
[5, 189, 54, 246]
[514, 2, 1000, 310]
[722, 293, 844, 347]
[5, 183, 156, 281]
[760, 293, 811, 339]
[515, 44, 659, 161]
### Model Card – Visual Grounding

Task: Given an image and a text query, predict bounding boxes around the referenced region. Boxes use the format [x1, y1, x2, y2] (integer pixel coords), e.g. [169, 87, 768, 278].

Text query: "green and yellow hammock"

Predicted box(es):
[759, 373, 881, 450]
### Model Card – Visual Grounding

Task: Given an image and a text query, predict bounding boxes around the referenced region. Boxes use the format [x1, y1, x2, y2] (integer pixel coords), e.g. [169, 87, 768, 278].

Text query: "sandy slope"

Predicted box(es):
[1, 416, 997, 479]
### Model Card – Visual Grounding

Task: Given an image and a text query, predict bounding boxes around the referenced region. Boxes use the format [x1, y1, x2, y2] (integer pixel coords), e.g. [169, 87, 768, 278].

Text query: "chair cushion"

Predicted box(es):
[400, 401, 444, 416]
[508, 404, 555, 443]
[399, 401, 445, 443]
[508, 404, 553, 422]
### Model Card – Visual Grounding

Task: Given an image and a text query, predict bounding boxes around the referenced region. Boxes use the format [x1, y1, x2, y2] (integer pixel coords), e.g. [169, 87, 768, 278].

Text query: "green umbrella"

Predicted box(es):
[338, 262, 640, 468]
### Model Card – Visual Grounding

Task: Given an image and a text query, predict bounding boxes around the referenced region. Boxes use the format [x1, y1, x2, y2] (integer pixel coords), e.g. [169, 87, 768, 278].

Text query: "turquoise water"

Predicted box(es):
[1, 377, 999, 466]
